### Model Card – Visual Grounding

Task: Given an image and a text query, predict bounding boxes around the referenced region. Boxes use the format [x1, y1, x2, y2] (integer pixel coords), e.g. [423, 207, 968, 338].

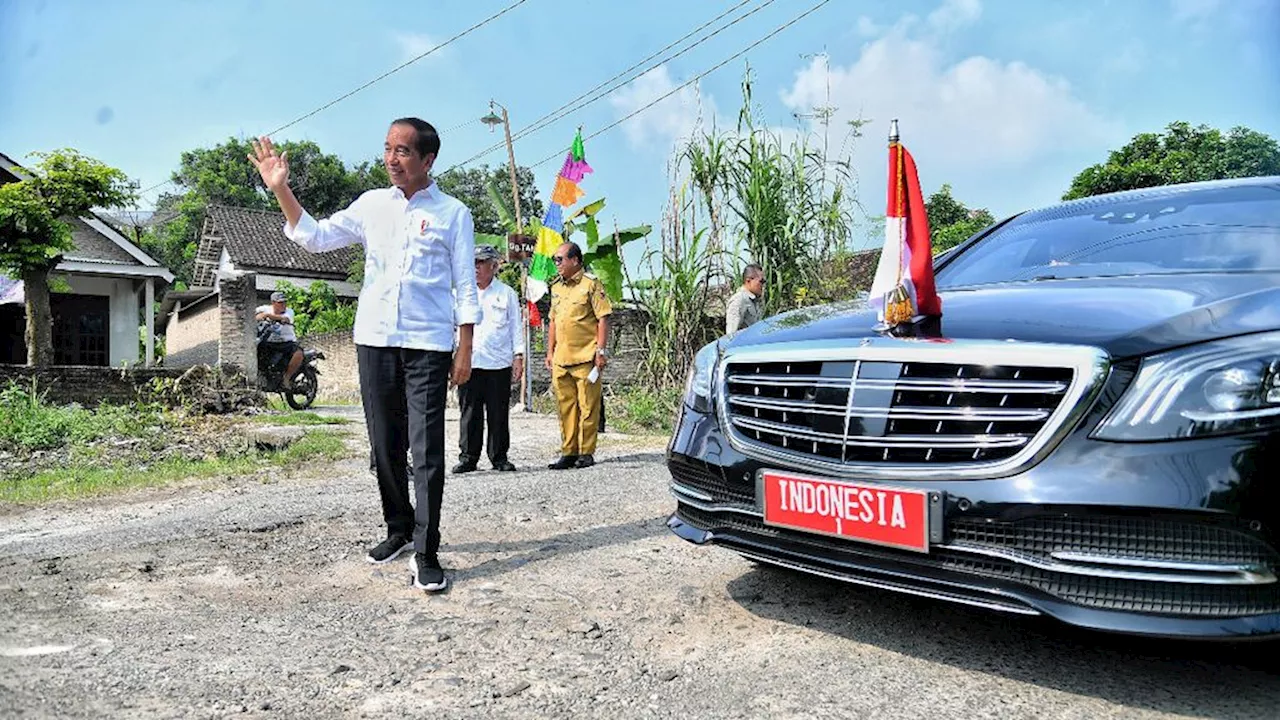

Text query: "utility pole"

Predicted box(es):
[794, 49, 838, 252]
[482, 101, 533, 411]
[794, 50, 836, 188]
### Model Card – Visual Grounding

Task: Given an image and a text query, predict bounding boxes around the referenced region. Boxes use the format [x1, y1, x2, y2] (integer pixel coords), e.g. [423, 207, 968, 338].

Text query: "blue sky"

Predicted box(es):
[2, 0, 1277, 258]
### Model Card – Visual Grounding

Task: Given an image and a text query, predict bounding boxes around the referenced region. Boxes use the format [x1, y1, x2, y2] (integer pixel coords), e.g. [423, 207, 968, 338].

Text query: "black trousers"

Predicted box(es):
[457, 367, 513, 466]
[357, 345, 451, 556]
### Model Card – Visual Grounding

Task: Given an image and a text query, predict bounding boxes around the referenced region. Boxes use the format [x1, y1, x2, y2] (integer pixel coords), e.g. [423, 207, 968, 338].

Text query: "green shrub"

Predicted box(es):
[609, 386, 682, 435]
[0, 380, 169, 453]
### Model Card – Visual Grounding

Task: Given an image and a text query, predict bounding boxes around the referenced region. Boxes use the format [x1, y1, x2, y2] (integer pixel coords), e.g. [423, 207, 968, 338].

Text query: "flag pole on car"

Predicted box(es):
[870, 119, 943, 330]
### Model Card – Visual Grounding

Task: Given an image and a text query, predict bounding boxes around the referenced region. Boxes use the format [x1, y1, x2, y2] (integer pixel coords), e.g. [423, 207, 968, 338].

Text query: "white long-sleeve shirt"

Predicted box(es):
[472, 279, 525, 370]
[283, 183, 480, 352]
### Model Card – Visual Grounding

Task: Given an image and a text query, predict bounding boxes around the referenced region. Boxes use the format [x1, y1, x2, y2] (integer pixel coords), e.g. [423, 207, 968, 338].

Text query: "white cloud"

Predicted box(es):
[608, 66, 720, 150]
[927, 0, 982, 31]
[393, 32, 443, 63]
[1107, 41, 1147, 75]
[856, 16, 884, 37]
[605, 0, 1119, 218]
[1169, 0, 1274, 33]
[1170, 0, 1222, 24]
[780, 15, 1119, 214]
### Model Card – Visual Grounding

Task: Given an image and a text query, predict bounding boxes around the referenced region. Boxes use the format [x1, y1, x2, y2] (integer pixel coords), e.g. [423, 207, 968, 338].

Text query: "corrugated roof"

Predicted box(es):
[198, 204, 360, 285]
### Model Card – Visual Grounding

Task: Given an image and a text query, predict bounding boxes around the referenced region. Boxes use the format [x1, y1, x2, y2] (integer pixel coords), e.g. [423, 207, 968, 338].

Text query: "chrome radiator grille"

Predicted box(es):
[720, 341, 1102, 475]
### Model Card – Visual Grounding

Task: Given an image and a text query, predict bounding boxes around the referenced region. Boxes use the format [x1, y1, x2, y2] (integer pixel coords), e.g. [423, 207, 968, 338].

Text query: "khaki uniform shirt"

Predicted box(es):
[550, 270, 613, 366]
[725, 287, 762, 335]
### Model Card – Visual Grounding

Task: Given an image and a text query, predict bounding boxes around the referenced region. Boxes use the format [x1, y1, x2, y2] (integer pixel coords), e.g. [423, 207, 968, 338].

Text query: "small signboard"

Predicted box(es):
[507, 234, 535, 261]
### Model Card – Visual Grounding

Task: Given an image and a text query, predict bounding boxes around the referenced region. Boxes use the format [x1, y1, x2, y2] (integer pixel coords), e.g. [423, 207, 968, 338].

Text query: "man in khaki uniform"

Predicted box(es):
[544, 241, 612, 469]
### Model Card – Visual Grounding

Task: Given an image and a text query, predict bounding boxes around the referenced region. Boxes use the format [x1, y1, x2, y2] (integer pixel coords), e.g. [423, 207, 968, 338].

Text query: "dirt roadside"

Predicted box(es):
[1, 409, 1276, 719]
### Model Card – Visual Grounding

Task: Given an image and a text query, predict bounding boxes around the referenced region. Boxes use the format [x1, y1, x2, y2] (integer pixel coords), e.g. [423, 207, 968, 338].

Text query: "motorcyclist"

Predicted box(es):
[255, 291, 304, 388]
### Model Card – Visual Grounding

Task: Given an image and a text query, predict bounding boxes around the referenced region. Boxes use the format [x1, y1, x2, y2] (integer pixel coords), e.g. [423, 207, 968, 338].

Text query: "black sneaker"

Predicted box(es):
[409, 553, 448, 592]
[366, 535, 411, 564]
[451, 461, 477, 474]
[548, 455, 578, 470]
[575, 454, 596, 468]
[492, 461, 517, 472]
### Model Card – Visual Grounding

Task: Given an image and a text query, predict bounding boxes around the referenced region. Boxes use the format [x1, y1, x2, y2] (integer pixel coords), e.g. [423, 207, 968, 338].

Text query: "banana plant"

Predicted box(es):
[561, 197, 650, 304]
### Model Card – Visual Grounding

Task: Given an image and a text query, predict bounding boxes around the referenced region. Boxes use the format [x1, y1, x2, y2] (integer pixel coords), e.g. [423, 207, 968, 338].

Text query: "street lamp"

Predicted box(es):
[480, 100, 533, 411]
[481, 101, 523, 233]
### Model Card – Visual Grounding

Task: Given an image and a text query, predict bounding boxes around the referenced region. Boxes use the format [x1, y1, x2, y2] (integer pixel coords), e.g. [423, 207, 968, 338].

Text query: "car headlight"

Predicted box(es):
[1094, 331, 1280, 441]
[683, 341, 721, 413]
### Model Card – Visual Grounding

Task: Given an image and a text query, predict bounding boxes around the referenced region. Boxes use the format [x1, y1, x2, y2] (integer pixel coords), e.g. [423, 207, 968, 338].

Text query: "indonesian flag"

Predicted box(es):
[869, 122, 941, 326]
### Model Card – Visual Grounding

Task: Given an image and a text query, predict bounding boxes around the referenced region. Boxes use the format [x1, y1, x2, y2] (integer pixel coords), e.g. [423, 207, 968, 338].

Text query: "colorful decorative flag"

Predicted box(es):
[551, 176, 586, 207]
[527, 129, 594, 303]
[869, 121, 941, 327]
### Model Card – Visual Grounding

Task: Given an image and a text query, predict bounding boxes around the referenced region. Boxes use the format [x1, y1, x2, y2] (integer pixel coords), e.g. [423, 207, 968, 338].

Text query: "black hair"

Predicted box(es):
[743, 263, 763, 282]
[564, 242, 584, 262]
[391, 117, 440, 158]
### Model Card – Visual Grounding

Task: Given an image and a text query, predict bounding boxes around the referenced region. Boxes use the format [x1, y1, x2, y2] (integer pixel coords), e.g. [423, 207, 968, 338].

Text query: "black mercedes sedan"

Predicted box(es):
[666, 176, 1280, 639]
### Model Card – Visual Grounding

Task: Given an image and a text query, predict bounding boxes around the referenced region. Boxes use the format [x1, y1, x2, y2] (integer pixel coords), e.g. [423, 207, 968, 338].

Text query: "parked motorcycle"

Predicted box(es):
[256, 320, 324, 410]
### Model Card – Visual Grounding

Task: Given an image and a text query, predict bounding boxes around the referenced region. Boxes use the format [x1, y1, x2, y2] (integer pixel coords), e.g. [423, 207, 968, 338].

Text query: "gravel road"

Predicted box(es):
[1, 408, 1276, 719]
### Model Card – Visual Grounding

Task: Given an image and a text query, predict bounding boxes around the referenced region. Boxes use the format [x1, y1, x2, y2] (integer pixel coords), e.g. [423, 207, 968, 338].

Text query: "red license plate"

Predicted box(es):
[760, 470, 931, 552]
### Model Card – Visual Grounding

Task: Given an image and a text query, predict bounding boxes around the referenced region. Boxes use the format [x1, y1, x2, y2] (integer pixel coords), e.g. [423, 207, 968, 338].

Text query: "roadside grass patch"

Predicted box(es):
[528, 385, 681, 436]
[0, 381, 355, 504]
[1, 430, 353, 504]
[0, 381, 169, 453]
[608, 386, 682, 436]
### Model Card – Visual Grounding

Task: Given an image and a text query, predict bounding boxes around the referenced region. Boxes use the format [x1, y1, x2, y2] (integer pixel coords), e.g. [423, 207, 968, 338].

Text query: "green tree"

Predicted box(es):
[0, 150, 137, 366]
[142, 138, 391, 289]
[925, 184, 994, 253]
[437, 164, 544, 236]
[1063, 122, 1280, 200]
[275, 280, 356, 338]
[143, 139, 545, 290]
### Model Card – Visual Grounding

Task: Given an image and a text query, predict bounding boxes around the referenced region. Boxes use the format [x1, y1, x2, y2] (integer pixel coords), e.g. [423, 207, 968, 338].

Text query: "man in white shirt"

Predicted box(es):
[254, 290, 303, 387]
[453, 244, 524, 474]
[249, 119, 479, 594]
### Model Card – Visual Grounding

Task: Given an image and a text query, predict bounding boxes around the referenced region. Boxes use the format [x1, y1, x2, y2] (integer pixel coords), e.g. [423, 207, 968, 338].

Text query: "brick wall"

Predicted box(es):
[527, 307, 654, 396]
[164, 295, 220, 368]
[158, 283, 708, 407]
[217, 273, 259, 382]
[301, 329, 360, 402]
[0, 365, 189, 407]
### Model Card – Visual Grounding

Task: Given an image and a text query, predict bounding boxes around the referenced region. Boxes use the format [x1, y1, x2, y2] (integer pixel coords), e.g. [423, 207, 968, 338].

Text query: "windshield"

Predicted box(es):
[936, 183, 1280, 288]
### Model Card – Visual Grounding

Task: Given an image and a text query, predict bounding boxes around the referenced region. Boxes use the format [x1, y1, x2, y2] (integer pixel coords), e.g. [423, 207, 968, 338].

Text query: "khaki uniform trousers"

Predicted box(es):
[552, 361, 602, 456]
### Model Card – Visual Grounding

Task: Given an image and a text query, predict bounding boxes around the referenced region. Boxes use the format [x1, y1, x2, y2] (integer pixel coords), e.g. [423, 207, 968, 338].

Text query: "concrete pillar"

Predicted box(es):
[218, 271, 258, 382]
[144, 278, 155, 367]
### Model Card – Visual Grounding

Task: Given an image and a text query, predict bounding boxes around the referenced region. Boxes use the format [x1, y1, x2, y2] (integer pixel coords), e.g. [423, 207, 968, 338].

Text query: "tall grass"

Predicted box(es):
[634, 65, 863, 390]
[633, 207, 721, 388]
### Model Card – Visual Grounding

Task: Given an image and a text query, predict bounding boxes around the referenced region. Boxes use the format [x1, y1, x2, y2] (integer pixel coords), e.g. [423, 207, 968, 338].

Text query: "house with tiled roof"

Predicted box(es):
[190, 204, 361, 301]
[0, 151, 174, 366]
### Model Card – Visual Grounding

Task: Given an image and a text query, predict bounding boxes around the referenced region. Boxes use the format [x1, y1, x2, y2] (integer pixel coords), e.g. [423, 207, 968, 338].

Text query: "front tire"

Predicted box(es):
[285, 366, 318, 410]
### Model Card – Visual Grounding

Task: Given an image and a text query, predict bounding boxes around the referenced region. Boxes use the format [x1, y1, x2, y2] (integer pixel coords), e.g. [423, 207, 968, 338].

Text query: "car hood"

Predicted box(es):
[731, 273, 1280, 358]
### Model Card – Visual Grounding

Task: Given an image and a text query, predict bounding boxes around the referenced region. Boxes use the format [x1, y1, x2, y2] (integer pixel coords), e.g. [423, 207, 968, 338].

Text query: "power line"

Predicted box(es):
[134, 2, 527, 204]
[263, 0, 528, 138]
[442, 117, 484, 134]
[443, 0, 770, 173]
[528, 0, 832, 169]
[443, 0, 786, 175]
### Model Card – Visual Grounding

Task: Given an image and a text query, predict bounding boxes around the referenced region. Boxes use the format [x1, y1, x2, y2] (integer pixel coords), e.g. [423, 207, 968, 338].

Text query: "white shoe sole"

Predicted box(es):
[409, 555, 449, 592]
[366, 541, 411, 565]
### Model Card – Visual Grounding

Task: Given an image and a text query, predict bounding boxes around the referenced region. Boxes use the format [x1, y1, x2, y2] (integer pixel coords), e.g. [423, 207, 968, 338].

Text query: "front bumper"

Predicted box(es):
[667, 402, 1280, 640]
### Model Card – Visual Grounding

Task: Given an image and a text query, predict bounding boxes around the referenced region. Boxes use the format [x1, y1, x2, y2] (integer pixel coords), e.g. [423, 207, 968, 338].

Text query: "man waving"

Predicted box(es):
[250, 119, 478, 593]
